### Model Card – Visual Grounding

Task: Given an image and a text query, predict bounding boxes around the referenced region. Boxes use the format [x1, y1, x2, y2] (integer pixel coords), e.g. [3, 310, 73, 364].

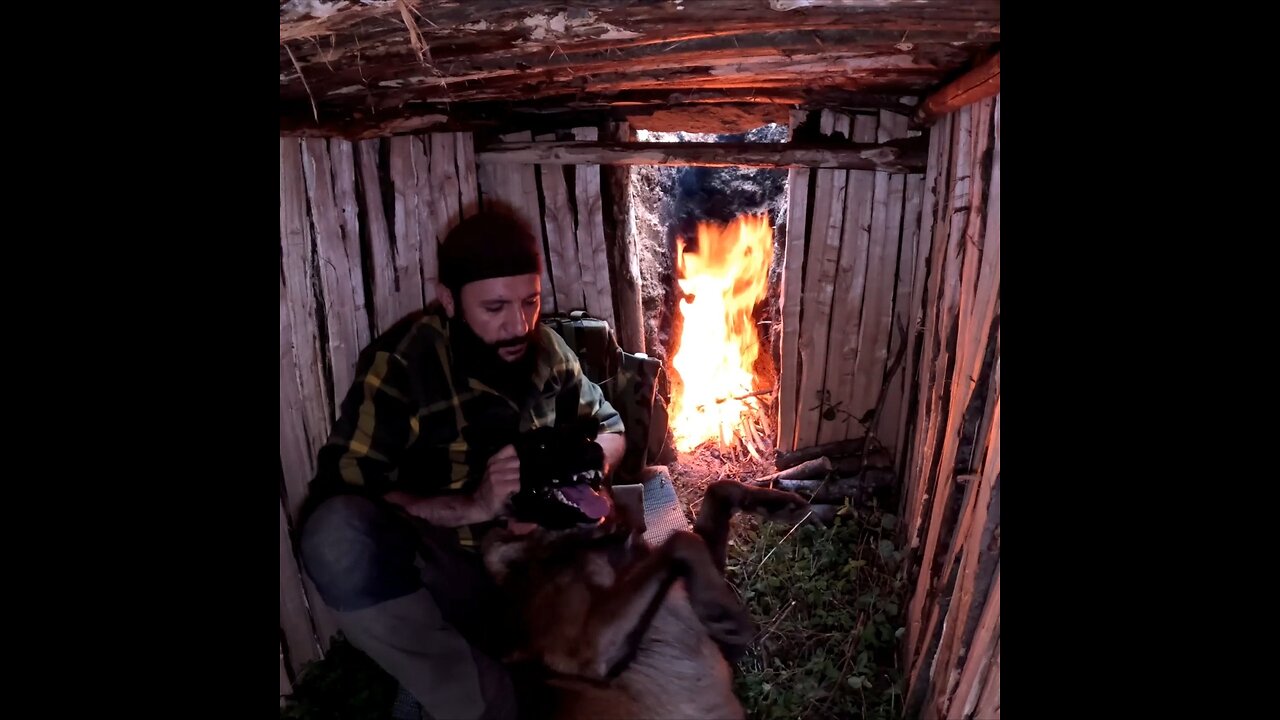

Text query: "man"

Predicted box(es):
[297, 208, 627, 720]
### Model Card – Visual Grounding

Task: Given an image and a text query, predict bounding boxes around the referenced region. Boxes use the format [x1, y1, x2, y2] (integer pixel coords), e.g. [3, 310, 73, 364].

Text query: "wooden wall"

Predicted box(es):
[279, 129, 619, 698]
[279, 133, 480, 694]
[280, 101, 1000, 715]
[897, 94, 1001, 720]
[776, 108, 926, 457]
[475, 128, 617, 325]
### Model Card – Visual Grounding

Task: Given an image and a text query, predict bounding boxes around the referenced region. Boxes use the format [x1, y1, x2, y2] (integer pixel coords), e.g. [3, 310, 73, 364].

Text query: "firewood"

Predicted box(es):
[773, 470, 895, 503]
[829, 446, 895, 475]
[749, 457, 832, 486]
[775, 436, 883, 469]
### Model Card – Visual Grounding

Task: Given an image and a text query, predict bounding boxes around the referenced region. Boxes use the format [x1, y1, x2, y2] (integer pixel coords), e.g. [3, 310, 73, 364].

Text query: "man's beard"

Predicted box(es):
[450, 313, 543, 399]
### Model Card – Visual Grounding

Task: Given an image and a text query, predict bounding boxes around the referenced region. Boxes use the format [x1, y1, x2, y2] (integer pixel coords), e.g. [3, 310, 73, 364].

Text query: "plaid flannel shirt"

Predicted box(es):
[310, 309, 625, 549]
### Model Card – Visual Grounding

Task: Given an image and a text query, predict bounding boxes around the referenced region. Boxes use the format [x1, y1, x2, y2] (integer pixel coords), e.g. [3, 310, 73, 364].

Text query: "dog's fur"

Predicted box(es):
[482, 480, 814, 719]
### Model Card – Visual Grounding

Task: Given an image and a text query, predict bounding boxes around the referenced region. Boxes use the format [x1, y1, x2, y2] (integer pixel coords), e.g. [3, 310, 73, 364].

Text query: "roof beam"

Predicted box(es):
[475, 137, 928, 173]
[914, 51, 999, 125]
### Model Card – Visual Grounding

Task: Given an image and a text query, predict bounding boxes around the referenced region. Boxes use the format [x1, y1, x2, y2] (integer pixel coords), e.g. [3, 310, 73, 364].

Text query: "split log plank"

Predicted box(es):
[777, 108, 812, 453]
[570, 129, 606, 326]
[429, 132, 461, 240]
[905, 108, 960, 549]
[301, 139, 370, 405]
[974, 638, 1001, 719]
[897, 111, 948, 532]
[600, 122, 644, 350]
[328, 140, 371, 350]
[280, 138, 333, 451]
[928, 398, 999, 718]
[907, 100, 990, 674]
[356, 140, 404, 334]
[795, 111, 849, 448]
[926, 99, 1003, 712]
[572, 127, 618, 328]
[958, 95, 1000, 406]
[817, 113, 878, 445]
[882, 165, 926, 459]
[278, 163, 343, 653]
[847, 111, 910, 436]
[952, 567, 1000, 720]
[903, 110, 957, 673]
[477, 137, 927, 173]
[279, 276, 319, 517]
[280, 499, 320, 675]
[410, 137, 438, 306]
[537, 133, 586, 313]
[388, 136, 426, 319]
[455, 132, 480, 218]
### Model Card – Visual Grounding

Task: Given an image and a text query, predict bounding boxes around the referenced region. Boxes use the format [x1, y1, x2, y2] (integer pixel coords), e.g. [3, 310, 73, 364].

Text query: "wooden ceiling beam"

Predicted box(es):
[474, 137, 928, 173]
[913, 50, 999, 125]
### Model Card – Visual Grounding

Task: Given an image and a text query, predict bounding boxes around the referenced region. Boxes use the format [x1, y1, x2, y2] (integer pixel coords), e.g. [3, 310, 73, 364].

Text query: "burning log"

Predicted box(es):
[739, 418, 765, 462]
[750, 457, 833, 485]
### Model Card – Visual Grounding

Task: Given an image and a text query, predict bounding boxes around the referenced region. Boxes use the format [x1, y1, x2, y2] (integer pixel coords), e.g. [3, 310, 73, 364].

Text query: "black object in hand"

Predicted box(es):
[508, 416, 612, 529]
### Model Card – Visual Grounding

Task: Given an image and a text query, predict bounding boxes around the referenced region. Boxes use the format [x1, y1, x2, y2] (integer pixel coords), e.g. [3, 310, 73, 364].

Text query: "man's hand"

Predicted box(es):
[596, 432, 626, 479]
[475, 444, 521, 518]
[383, 444, 520, 527]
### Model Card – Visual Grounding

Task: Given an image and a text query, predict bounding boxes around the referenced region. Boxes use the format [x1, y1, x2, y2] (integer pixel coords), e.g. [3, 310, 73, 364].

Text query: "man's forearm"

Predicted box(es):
[384, 490, 494, 527]
[598, 432, 626, 478]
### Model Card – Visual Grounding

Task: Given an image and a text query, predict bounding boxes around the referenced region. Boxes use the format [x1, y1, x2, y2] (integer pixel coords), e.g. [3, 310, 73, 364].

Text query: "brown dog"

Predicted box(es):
[481, 480, 814, 719]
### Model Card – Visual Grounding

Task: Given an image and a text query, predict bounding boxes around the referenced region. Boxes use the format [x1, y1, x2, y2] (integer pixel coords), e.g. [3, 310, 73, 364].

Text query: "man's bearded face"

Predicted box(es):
[444, 273, 542, 363]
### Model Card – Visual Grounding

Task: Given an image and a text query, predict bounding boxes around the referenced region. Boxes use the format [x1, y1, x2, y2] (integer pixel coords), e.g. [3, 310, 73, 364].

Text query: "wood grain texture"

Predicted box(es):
[777, 109, 813, 452]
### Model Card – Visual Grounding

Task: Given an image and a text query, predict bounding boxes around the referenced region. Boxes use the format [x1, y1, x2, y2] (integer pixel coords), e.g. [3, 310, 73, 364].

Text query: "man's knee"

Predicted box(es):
[298, 494, 422, 612]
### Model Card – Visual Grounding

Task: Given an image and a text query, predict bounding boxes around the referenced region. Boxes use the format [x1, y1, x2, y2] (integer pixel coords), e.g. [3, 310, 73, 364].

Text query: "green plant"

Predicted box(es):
[726, 503, 907, 720]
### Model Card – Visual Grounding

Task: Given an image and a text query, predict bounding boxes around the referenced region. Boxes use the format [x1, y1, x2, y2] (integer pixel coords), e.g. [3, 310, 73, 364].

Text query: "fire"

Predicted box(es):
[668, 213, 774, 453]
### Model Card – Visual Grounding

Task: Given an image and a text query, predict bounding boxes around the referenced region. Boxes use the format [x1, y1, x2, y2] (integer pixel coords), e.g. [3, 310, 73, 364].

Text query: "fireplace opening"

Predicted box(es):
[628, 122, 790, 476]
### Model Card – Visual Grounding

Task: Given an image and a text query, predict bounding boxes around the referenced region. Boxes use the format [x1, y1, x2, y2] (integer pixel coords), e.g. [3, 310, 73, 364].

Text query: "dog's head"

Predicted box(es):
[507, 416, 614, 529]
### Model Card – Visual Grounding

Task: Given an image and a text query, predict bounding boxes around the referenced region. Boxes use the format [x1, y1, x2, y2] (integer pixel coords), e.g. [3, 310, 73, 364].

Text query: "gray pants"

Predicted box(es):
[298, 494, 519, 720]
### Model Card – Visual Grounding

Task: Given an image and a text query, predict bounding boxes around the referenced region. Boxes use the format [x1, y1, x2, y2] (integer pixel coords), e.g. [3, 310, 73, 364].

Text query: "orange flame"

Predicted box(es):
[668, 213, 773, 452]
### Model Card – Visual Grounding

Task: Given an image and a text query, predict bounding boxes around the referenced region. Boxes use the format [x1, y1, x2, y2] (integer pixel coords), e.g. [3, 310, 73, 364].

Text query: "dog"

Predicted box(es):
[482, 472, 813, 719]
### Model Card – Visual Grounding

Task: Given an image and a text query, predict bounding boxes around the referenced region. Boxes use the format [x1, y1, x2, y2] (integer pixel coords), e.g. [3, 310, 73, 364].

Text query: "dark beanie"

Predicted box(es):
[438, 208, 543, 292]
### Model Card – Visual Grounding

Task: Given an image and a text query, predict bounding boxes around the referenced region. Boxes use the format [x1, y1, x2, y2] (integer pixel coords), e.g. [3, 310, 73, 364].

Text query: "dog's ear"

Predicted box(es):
[481, 529, 532, 583]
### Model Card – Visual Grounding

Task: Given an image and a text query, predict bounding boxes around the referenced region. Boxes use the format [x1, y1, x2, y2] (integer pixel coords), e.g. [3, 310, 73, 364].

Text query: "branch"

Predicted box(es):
[476, 138, 928, 173]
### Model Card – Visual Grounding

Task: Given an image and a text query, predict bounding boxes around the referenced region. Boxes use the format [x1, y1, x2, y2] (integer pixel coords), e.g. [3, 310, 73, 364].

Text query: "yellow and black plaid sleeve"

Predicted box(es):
[543, 330, 625, 436]
[313, 350, 419, 496]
